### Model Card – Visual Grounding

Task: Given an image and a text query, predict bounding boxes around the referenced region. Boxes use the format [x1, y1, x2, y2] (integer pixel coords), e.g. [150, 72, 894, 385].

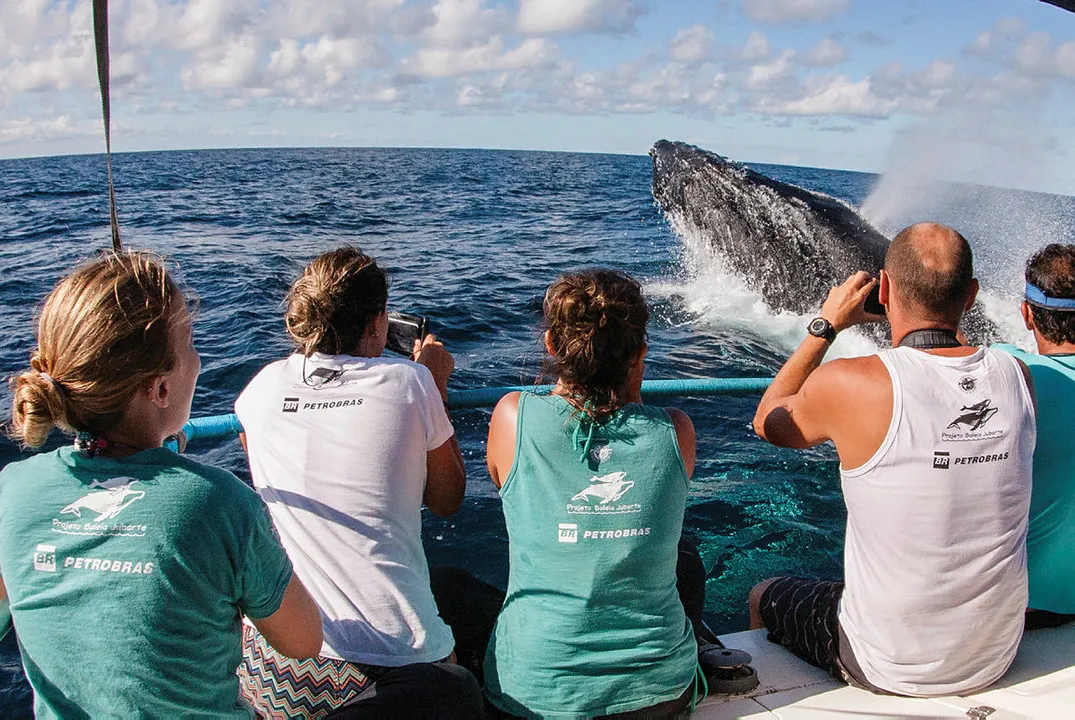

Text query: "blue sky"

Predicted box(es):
[3, 0, 1075, 193]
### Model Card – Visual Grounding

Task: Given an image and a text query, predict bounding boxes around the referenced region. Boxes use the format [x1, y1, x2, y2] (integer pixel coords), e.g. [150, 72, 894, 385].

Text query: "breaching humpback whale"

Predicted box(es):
[649, 140, 1001, 344]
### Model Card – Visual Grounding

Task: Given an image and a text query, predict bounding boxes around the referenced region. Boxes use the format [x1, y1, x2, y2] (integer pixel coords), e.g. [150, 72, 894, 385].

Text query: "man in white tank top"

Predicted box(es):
[749, 223, 1037, 697]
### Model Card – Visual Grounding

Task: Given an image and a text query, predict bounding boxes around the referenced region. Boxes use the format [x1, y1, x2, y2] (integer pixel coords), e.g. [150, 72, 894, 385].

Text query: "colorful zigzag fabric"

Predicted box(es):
[237, 624, 374, 719]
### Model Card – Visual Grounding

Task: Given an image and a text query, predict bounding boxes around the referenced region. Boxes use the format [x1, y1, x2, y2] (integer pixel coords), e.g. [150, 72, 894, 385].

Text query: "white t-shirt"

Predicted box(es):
[235, 352, 456, 666]
[839, 346, 1035, 696]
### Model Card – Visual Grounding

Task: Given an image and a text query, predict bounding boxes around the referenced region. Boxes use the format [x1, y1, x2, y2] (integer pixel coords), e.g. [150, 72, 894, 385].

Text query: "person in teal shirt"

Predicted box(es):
[996, 243, 1075, 625]
[484, 269, 701, 718]
[0, 250, 322, 718]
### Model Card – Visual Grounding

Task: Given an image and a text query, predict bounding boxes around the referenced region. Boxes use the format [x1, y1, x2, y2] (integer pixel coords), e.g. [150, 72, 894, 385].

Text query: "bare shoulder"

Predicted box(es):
[807, 355, 888, 394]
[663, 406, 693, 428]
[491, 391, 522, 420]
[663, 406, 696, 443]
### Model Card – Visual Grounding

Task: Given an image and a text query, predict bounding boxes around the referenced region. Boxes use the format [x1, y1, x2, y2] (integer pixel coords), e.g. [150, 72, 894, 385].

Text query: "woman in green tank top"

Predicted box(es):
[484, 269, 700, 718]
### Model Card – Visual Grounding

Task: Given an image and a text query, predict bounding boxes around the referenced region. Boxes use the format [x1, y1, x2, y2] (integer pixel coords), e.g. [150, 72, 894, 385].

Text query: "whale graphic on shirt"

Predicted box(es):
[571, 472, 634, 505]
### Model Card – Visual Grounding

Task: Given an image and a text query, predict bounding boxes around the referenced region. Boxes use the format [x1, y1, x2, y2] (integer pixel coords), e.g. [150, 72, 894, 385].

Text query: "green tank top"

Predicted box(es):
[996, 344, 1075, 613]
[484, 393, 697, 718]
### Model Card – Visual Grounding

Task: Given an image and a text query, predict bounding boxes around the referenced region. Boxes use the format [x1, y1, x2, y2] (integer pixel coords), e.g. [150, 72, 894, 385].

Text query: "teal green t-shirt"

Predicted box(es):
[0, 446, 293, 719]
[996, 344, 1075, 613]
[484, 394, 697, 719]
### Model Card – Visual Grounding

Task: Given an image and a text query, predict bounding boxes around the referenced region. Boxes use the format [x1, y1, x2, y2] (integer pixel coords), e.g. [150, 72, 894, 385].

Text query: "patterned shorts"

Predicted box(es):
[758, 576, 887, 694]
[759, 577, 845, 676]
[238, 624, 377, 719]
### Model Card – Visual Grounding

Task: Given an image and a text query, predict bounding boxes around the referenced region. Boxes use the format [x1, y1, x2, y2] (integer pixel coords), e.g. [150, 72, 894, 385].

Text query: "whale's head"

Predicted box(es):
[650, 140, 739, 207]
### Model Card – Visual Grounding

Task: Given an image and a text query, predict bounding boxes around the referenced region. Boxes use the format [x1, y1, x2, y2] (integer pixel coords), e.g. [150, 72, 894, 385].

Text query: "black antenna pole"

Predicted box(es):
[92, 0, 121, 252]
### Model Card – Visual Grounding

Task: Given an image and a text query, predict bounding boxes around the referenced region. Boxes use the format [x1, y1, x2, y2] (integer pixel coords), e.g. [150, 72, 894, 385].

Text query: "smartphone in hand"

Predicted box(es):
[385, 312, 430, 356]
[864, 282, 885, 316]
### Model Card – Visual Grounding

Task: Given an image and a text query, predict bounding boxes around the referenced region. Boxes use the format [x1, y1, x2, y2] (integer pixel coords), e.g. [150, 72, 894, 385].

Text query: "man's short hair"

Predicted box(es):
[884, 224, 974, 318]
[1026, 244, 1075, 345]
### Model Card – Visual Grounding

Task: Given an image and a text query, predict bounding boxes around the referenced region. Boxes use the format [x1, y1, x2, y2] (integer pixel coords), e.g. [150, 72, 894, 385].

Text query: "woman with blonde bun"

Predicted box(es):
[0, 250, 321, 718]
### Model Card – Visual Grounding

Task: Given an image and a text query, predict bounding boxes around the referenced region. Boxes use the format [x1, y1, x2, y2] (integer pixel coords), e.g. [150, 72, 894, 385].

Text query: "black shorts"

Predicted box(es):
[759, 577, 886, 694]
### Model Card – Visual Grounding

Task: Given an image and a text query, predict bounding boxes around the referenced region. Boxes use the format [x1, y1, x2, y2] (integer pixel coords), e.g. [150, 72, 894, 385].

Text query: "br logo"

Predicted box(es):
[60, 477, 145, 522]
[33, 544, 56, 573]
[282, 397, 300, 413]
[558, 523, 578, 544]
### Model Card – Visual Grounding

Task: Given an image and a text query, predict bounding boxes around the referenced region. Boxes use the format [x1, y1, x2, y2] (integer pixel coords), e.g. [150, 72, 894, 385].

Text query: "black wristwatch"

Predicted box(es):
[807, 317, 837, 343]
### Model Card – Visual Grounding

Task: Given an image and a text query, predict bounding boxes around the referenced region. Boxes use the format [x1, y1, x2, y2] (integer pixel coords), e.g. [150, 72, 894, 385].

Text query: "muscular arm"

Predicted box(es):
[249, 573, 324, 659]
[753, 335, 838, 448]
[754, 272, 890, 466]
[486, 392, 521, 489]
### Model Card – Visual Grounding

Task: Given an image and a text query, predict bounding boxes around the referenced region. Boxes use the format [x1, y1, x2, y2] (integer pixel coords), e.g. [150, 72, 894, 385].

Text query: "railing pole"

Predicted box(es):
[167, 377, 773, 451]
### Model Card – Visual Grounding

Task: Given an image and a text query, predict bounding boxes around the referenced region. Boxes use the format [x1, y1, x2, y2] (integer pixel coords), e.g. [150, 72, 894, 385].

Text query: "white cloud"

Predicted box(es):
[179, 35, 261, 91]
[2, 0, 1075, 174]
[800, 37, 845, 67]
[745, 50, 795, 89]
[995, 16, 1027, 36]
[0, 1, 96, 93]
[268, 37, 389, 87]
[401, 37, 560, 78]
[740, 31, 771, 61]
[1012, 31, 1052, 71]
[262, 0, 405, 39]
[1055, 41, 1075, 79]
[761, 75, 895, 117]
[919, 60, 957, 89]
[742, 0, 849, 24]
[965, 31, 993, 57]
[517, 0, 644, 36]
[0, 114, 99, 143]
[668, 25, 714, 64]
[423, 0, 512, 48]
[0, 0, 80, 61]
[168, 0, 260, 53]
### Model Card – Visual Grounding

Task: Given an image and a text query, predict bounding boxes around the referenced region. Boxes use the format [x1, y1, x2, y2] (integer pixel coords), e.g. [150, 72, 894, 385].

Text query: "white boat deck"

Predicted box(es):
[694, 624, 1075, 719]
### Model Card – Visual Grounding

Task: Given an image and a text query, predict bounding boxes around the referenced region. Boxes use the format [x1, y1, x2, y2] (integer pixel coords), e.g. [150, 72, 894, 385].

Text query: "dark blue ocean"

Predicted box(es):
[1, 147, 1072, 716]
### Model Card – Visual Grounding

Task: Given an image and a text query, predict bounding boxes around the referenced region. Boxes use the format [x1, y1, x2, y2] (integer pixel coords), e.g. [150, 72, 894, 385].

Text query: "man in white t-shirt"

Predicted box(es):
[234, 247, 480, 718]
[749, 223, 1036, 697]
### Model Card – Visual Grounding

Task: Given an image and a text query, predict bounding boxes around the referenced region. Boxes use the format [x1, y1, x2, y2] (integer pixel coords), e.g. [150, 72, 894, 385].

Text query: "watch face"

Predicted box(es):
[809, 318, 828, 335]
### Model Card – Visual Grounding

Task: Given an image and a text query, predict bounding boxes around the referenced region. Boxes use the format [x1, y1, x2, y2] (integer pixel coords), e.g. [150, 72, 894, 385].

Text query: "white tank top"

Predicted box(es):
[838, 346, 1035, 697]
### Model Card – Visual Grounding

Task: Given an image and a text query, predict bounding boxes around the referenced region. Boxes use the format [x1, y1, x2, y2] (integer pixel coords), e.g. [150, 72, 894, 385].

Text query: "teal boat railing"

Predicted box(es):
[169, 377, 773, 451]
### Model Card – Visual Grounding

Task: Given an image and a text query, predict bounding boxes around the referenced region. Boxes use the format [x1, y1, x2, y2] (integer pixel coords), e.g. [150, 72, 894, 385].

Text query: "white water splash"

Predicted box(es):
[652, 197, 1039, 356]
[861, 115, 1075, 294]
[650, 213, 879, 358]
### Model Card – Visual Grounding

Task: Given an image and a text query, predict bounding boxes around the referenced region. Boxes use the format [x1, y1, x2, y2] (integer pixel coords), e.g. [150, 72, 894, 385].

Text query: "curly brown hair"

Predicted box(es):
[285, 246, 388, 356]
[542, 269, 649, 422]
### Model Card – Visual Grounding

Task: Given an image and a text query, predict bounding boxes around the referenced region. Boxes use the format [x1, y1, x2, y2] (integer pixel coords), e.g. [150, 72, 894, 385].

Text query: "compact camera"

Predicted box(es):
[385, 312, 430, 356]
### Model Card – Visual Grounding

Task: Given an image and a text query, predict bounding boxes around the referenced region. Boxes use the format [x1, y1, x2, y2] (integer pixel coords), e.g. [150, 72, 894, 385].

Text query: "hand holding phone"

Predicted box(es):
[864, 281, 885, 316]
[413, 334, 455, 398]
[385, 312, 429, 357]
